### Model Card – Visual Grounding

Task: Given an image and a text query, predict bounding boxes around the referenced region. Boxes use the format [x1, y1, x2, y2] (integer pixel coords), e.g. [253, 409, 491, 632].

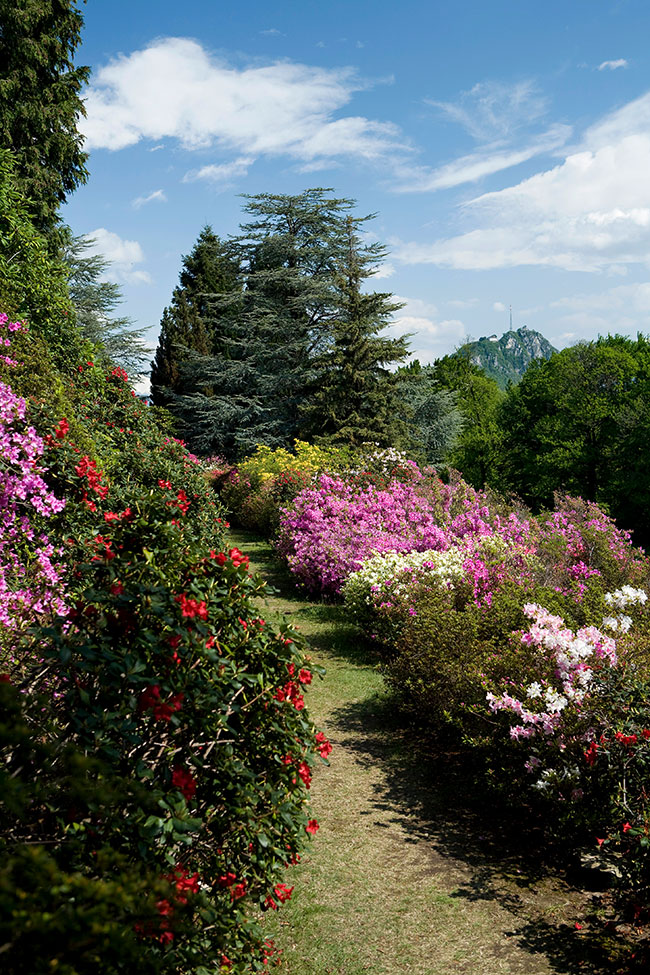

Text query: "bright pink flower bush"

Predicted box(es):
[0, 320, 68, 648]
[276, 474, 451, 595]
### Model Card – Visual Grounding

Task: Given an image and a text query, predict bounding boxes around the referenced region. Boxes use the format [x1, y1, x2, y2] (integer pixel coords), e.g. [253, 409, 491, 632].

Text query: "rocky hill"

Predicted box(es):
[453, 326, 556, 388]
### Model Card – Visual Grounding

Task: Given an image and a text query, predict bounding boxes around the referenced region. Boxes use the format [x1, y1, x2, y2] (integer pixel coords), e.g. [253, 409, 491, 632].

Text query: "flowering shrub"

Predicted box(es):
[485, 590, 650, 908]
[0, 319, 68, 679]
[221, 440, 356, 536]
[277, 474, 451, 596]
[0, 316, 329, 973]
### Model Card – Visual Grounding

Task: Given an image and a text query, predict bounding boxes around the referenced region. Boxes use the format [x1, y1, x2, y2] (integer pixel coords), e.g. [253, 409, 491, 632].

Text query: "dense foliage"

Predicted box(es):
[496, 335, 650, 547]
[159, 191, 410, 458]
[1, 316, 327, 973]
[0, 0, 90, 239]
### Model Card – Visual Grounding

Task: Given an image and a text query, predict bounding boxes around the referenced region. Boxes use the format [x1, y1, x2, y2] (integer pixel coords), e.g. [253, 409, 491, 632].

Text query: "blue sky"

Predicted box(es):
[63, 0, 650, 389]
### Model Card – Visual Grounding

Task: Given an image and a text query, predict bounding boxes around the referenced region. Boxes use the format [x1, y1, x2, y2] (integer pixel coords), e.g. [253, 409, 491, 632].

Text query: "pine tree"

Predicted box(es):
[62, 229, 150, 378]
[150, 226, 239, 405]
[174, 191, 358, 457]
[0, 0, 90, 238]
[300, 216, 409, 447]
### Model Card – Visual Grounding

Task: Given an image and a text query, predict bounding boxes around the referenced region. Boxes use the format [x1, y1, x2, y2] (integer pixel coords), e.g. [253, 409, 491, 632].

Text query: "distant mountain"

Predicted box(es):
[452, 326, 557, 388]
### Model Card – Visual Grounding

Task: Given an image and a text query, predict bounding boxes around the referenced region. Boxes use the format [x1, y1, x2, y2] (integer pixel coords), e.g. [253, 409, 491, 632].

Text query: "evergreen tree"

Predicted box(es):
[0, 0, 90, 238]
[150, 226, 239, 405]
[300, 216, 409, 447]
[396, 362, 464, 466]
[62, 230, 151, 378]
[174, 190, 359, 457]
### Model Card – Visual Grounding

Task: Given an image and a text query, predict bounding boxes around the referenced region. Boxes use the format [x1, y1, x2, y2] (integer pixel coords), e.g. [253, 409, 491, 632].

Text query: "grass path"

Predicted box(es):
[231, 530, 633, 975]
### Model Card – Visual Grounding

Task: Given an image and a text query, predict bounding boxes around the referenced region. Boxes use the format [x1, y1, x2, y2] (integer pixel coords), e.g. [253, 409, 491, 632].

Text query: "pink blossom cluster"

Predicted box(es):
[276, 474, 450, 595]
[0, 359, 68, 640]
[486, 603, 618, 741]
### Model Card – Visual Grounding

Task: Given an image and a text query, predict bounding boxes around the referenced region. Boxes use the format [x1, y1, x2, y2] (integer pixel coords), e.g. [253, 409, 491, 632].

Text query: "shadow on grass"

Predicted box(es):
[328, 695, 641, 975]
[228, 529, 644, 973]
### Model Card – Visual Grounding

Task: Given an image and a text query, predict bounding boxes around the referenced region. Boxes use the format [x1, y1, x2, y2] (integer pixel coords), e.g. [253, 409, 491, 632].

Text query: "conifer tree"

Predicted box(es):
[0, 0, 90, 238]
[62, 229, 150, 378]
[174, 191, 358, 457]
[150, 226, 239, 405]
[396, 362, 464, 466]
[300, 216, 409, 447]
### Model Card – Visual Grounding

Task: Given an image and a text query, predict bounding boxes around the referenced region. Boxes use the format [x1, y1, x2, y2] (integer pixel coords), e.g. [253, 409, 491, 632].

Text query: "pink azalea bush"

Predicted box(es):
[0, 318, 68, 671]
[276, 473, 451, 595]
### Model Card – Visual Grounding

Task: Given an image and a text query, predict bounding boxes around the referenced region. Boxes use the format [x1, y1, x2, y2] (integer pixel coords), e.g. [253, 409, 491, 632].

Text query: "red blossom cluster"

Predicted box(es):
[54, 417, 69, 439]
[91, 535, 115, 562]
[264, 883, 294, 911]
[165, 487, 190, 516]
[585, 729, 650, 765]
[74, 455, 109, 510]
[165, 865, 200, 904]
[138, 684, 184, 722]
[104, 507, 133, 523]
[274, 681, 305, 711]
[110, 366, 129, 382]
[315, 731, 332, 759]
[175, 593, 209, 620]
[171, 765, 197, 801]
[213, 547, 249, 570]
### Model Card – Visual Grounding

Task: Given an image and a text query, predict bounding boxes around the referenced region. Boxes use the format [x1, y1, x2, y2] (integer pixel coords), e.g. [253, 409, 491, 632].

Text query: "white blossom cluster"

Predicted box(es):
[604, 585, 648, 610]
[342, 546, 467, 618]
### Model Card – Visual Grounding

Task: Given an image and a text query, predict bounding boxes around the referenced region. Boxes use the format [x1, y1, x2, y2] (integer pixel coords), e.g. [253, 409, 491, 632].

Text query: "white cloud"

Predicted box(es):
[394, 91, 650, 273]
[493, 301, 506, 312]
[428, 79, 549, 142]
[82, 37, 407, 169]
[260, 28, 284, 36]
[132, 188, 167, 209]
[394, 124, 570, 192]
[371, 262, 395, 279]
[183, 156, 253, 186]
[84, 228, 151, 285]
[447, 298, 479, 308]
[598, 59, 628, 71]
[389, 296, 466, 362]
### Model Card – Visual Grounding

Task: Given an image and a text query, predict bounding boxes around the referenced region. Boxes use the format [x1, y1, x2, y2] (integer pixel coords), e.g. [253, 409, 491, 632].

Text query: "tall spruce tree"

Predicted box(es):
[300, 216, 410, 447]
[150, 226, 239, 405]
[174, 190, 359, 457]
[0, 0, 90, 239]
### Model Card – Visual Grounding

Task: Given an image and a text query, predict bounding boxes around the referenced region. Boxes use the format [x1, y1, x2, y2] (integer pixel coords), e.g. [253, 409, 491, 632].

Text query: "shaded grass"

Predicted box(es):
[230, 530, 642, 975]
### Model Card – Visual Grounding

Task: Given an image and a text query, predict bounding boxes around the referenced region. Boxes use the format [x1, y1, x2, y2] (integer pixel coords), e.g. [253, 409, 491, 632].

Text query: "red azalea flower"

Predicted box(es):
[298, 668, 312, 685]
[172, 765, 197, 801]
[306, 819, 319, 835]
[175, 593, 208, 620]
[274, 883, 293, 903]
[297, 761, 312, 788]
[230, 881, 246, 901]
[218, 872, 237, 888]
[54, 417, 69, 439]
[315, 731, 332, 758]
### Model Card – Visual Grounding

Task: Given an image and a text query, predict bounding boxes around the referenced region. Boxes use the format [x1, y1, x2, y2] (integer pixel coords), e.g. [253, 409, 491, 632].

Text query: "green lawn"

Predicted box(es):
[231, 530, 639, 975]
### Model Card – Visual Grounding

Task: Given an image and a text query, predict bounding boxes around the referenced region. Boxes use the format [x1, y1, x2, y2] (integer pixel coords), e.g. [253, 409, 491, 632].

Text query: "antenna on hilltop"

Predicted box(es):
[509, 304, 513, 330]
